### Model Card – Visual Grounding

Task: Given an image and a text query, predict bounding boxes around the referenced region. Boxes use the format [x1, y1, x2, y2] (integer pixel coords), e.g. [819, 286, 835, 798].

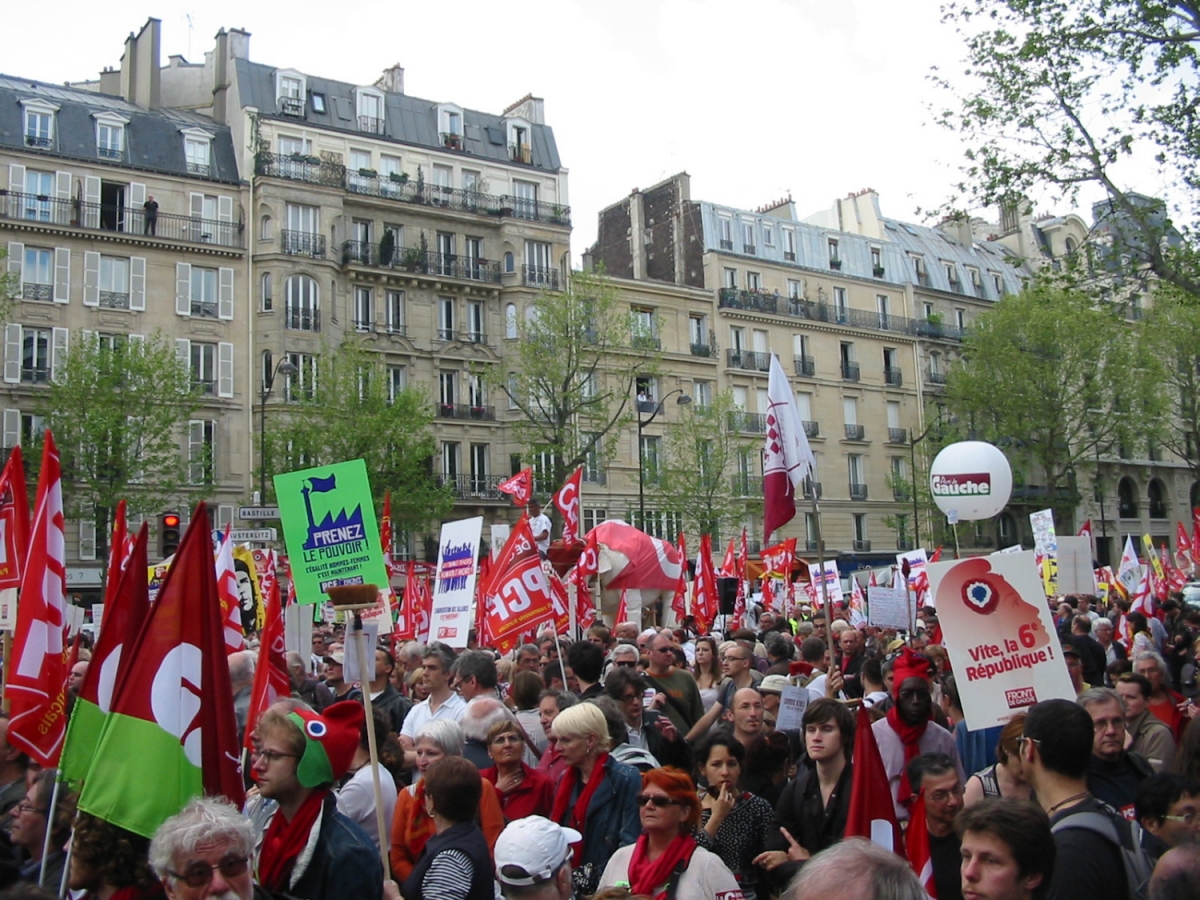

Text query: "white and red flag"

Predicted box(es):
[214, 527, 245, 653]
[242, 566, 288, 753]
[718, 539, 736, 577]
[479, 516, 554, 655]
[0, 446, 30, 591]
[615, 589, 629, 625]
[845, 704, 904, 855]
[1078, 520, 1093, 541]
[691, 533, 717, 634]
[849, 577, 867, 627]
[553, 468, 582, 544]
[763, 354, 815, 542]
[731, 527, 748, 630]
[1130, 564, 1154, 617]
[905, 790, 937, 896]
[497, 468, 533, 507]
[1116, 535, 1141, 599]
[1176, 521, 1193, 571]
[6, 431, 69, 767]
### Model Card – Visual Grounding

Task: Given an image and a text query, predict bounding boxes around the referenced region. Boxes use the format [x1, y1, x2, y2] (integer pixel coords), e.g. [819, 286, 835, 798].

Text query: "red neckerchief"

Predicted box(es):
[258, 790, 327, 891]
[626, 832, 697, 900]
[550, 752, 609, 865]
[885, 706, 928, 809]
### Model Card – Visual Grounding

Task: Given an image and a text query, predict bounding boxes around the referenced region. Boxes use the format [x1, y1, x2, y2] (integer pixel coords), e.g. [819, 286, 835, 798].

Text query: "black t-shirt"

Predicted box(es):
[929, 830, 964, 900]
[1047, 797, 1132, 900]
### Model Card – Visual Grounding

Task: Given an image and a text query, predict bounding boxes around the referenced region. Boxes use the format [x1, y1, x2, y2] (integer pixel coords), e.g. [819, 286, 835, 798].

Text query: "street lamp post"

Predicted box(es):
[636, 388, 691, 529]
[260, 357, 298, 501]
[909, 410, 948, 550]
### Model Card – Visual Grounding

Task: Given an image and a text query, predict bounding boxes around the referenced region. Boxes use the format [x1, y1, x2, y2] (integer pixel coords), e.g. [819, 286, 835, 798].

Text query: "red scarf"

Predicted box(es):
[550, 752, 609, 865]
[626, 832, 697, 900]
[885, 706, 928, 810]
[258, 790, 328, 892]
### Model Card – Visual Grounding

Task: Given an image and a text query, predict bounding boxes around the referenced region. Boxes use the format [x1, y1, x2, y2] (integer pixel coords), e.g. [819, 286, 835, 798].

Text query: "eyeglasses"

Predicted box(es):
[1016, 736, 1041, 752]
[722, 655, 747, 663]
[1163, 811, 1198, 825]
[168, 858, 250, 888]
[13, 803, 45, 816]
[615, 660, 637, 668]
[251, 748, 300, 764]
[636, 794, 679, 808]
[928, 784, 965, 804]
[620, 693, 640, 703]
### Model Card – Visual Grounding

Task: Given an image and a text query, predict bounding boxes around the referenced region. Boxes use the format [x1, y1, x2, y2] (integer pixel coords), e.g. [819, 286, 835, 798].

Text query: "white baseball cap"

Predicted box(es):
[494, 816, 581, 886]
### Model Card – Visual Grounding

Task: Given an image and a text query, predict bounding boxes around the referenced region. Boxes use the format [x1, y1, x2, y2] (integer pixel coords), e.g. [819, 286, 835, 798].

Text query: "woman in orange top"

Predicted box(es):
[388, 719, 505, 881]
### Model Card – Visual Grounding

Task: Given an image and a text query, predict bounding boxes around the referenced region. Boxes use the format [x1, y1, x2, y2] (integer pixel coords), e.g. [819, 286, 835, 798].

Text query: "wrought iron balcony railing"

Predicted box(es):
[849, 483, 869, 500]
[437, 404, 496, 421]
[726, 349, 771, 372]
[794, 355, 815, 377]
[844, 424, 866, 441]
[887, 427, 908, 443]
[341, 241, 501, 283]
[281, 230, 326, 258]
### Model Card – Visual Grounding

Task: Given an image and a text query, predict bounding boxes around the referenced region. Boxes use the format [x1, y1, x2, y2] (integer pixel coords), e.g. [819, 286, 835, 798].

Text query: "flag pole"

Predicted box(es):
[38, 775, 62, 887]
[813, 495, 830, 609]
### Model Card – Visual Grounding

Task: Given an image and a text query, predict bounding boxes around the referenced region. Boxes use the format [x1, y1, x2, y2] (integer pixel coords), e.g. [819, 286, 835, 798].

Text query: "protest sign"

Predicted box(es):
[807, 560, 842, 607]
[928, 550, 1075, 730]
[428, 517, 483, 648]
[342, 621, 379, 684]
[1055, 536, 1095, 595]
[274, 460, 389, 605]
[868, 585, 914, 631]
[776, 685, 810, 732]
[283, 602, 312, 656]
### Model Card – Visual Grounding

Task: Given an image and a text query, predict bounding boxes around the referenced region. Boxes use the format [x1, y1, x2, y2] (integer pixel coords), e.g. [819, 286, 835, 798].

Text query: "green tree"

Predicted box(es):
[651, 391, 761, 540]
[262, 343, 451, 529]
[937, 0, 1200, 296]
[944, 281, 1155, 522]
[40, 333, 202, 527]
[1137, 287, 1200, 480]
[489, 270, 662, 493]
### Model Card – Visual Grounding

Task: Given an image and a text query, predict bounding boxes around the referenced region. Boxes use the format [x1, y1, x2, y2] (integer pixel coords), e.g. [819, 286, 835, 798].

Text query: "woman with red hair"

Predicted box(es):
[597, 767, 743, 900]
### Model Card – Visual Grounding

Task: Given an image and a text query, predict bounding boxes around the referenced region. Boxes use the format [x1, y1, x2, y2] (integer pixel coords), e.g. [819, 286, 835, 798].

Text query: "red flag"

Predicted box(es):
[928, 546, 943, 563]
[691, 534, 718, 634]
[475, 554, 494, 644]
[1177, 521, 1193, 570]
[101, 500, 129, 610]
[1078, 520, 1093, 541]
[480, 516, 554, 655]
[81, 524, 150, 710]
[381, 491, 394, 583]
[414, 571, 433, 644]
[497, 468, 533, 507]
[615, 589, 629, 626]
[553, 468, 582, 544]
[242, 568, 289, 752]
[845, 705, 904, 856]
[763, 355, 815, 541]
[905, 790, 937, 896]
[869, 569, 879, 587]
[672, 533, 689, 622]
[396, 560, 419, 641]
[6, 431, 69, 767]
[732, 527, 748, 630]
[718, 539, 736, 577]
[573, 531, 599, 631]
[215, 527, 245, 653]
[1193, 507, 1200, 556]
[546, 568, 571, 635]
[0, 446, 30, 591]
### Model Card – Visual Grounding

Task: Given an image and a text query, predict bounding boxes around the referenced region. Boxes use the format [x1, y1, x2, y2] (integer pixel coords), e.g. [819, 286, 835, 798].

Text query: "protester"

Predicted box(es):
[1134, 651, 1189, 740]
[724, 687, 766, 753]
[1070, 615, 1109, 688]
[1116, 673, 1176, 773]
[1176, 718, 1200, 780]
[963, 715, 1031, 805]
[597, 767, 743, 899]
[0, 717, 29, 825]
[955, 800, 1055, 900]
[481, 718, 555, 821]
[510, 670, 549, 764]
[780, 838, 924, 900]
[535, 689, 577, 782]
[149, 798, 257, 900]
[493, 816, 578, 900]
[1079, 686, 1153, 818]
[334, 706, 399, 850]
[10, 768, 74, 889]
[1148, 844, 1200, 900]
[691, 636, 725, 710]
[286, 651, 333, 713]
[319, 651, 361, 703]
[602, 667, 692, 771]
[399, 646, 466, 770]
[69, 811, 162, 900]
[460, 696, 514, 769]
[1134, 774, 1200, 862]
[907, 752, 965, 900]
[642, 632, 705, 735]
[367, 647, 412, 734]
[567, 641, 606, 700]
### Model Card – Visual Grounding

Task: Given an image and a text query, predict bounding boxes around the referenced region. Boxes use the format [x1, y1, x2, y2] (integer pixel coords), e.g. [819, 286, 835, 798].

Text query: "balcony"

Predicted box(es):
[1, 190, 244, 250]
[893, 486, 911, 501]
[887, 427, 908, 443]
[279, 96, 305, 117]
[22, 283, 51, 302]
[841, 361, 860, 382]
[849, 483, 869, 500]
[436, 403, 496, 421]
[720, 239, 734, 250]
[805, 539, 820, 552]
[523, 265, 561, 290]
[100, 290, 130, 310]
[803, 420, 820, 438]
[844, 424, 866, 441]
[729, 411, 768, 433]
[731, 475, 763, 496]
[874, 265, 886, 278]
[726, 349, 771, 372]
[925, 368, 948, 386]
[358, 116, 385, 134]
[282, 230, 326, 258]
[830, 258, 843, 270]
[285, 308, 320, 332]
[744, 243, 756, 255]
[802, 480, 822, 500]
[914, 320, 968, 340]
[794, 355, 815, 377]
[884, 367, 903, 386]
[583, 470, 607, 486]
[718, 287, 778, 314]
[256, 151, 346, 187]
[784, 251, 796, 262]
[21, 366, 49, 384]
[340, 241, 501, 283]
[510, 144, 532, 164]
[690, 342, 716, 358]
[631, 334, 662, 351]
[438, 474, 509, 500]
[852, 539, 872, 552]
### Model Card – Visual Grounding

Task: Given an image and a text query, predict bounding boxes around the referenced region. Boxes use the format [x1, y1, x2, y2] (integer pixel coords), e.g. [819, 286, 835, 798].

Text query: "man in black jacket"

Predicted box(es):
[1080, 687, 1153, 819]
[601, 667, 692, 771]
[286, 651, 334, 712]
[1070, 615, 1109, 689]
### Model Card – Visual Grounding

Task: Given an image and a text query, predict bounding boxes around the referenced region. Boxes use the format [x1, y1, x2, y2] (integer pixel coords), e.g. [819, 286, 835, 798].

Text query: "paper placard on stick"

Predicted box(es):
[776, 685, 809, 731]
[284, 601, 313, 656]
[90, 604, 104, 634]
[429, 517, 483, 648]
[929, 550, 1075, 730]
[65, 604, 86, 638]
[868, 585, 914, 631]
[1055, 536, 1095, 595]
[342, 621, 380, 684]
[0, 587, 16, 630]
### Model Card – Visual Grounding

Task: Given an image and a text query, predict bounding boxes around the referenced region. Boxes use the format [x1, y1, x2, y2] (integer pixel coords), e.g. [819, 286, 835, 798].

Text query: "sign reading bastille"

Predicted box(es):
[275, 459, 389, 604]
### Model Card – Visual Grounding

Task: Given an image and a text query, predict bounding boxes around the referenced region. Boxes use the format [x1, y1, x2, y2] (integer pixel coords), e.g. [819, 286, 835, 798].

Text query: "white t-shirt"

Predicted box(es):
[335, 763, 396, 849]
[399, 692, 466, 743]
[529, 513, 552, 553]
[599, 843, 744, 900]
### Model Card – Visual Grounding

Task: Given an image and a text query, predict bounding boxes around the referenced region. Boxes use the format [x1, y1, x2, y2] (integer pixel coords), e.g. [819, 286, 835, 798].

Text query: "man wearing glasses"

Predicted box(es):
[151, 797, 259, 900]
[1134, 773, 1200, 863]
[684, 641, 763, 739]
[642, 633, 705, 735]
[906, 753, 966, 900]
[603, 667, 692, 771]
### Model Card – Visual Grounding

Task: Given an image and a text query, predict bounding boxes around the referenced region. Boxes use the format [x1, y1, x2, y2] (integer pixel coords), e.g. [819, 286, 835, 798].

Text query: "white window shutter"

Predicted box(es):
[55, 171, 71, 202]
[82, 329, 95, 348]
[130, 257, 146, 311]
[188, 420, 204, 479]
[129, 182, 146, 208]
[176, 262, 191, 316]
[175, 339, 190, 372]
[3, 325, 21, 384]
[78, 520, 97, 561]
[51, 327, 68, 383]
[217, 195, 233, 222]
[217, 342, 234, 397]
[83, 251, 100, 307]
[6, 242, 23, 296]
[83, 176, 101, 229]
[129, 333, 145, 352]
[7, 164, 24, 193]
[53, 248, 69, 303]
[218, 267, 234, 320]
[2, 410, 19, 449]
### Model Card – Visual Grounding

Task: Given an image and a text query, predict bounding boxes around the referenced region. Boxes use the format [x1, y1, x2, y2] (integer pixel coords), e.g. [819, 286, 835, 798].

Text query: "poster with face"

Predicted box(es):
[232, 546, 263, 634]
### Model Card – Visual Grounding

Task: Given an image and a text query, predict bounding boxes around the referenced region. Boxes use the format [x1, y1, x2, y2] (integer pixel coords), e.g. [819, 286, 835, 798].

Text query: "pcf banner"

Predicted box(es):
[927, 550, 1075, 730]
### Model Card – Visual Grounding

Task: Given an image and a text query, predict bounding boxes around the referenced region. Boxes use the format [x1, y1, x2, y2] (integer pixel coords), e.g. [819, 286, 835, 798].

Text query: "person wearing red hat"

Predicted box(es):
[870, 648, 965, 821]
[251, 701, 383, 900]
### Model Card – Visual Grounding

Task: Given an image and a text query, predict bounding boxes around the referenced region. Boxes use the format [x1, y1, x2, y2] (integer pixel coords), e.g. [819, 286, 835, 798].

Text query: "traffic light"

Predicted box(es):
[159, 512, 181, 558]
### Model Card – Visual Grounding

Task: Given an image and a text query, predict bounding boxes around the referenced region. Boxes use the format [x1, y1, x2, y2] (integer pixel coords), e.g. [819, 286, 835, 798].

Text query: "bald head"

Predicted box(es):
[1149, 845, 1200, 900]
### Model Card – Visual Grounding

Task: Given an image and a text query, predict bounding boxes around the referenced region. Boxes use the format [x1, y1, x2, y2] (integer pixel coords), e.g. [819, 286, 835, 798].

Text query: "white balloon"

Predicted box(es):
[928, 441, 1013, 520]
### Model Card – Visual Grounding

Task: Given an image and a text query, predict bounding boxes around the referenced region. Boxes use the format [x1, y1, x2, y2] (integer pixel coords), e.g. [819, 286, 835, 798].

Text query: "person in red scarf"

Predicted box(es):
[250, 701, 382, 900]
[597, 767, 744, 900]
[870, 647, 965, 821]
[548, 703, 641, 896]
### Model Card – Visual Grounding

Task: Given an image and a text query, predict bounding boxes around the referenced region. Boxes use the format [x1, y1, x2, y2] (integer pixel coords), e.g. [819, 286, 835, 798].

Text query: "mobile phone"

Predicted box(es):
[643, 688, 656, 708]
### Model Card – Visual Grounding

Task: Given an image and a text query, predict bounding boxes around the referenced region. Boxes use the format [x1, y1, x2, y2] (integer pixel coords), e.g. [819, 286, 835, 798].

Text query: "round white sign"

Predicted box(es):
[928, 441, 1013, 520]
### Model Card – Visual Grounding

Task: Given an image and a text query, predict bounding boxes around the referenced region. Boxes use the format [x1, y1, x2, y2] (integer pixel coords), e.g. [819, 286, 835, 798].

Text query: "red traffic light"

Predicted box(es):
[162, 514, 180, 528]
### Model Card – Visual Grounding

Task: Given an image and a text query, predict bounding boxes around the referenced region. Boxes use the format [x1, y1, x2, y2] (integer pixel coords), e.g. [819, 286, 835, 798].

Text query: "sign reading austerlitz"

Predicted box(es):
[927, 550, 1075, 730]
[274, 459, 389, 604]
[428, 517, 483, 648]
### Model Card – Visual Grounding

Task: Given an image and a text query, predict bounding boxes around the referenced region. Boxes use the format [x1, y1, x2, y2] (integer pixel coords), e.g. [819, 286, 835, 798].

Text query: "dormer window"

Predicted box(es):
[507, 118, 531, 164]
[93, 112, 129, 160]
[181, 128, 213, 177]
[21, 99, 59, 149]
[355, 87, 385, 134]
[437, 104, 464, 149]
[275, 70, 307, 117]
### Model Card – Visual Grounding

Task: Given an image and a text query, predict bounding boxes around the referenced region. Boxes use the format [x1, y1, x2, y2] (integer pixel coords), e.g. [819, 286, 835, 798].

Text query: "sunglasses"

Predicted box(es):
[169, 858, 250, 888]
[636, 794, 679, 808]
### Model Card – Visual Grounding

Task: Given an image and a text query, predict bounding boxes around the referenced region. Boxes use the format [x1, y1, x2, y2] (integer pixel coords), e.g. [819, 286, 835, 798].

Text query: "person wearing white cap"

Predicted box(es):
[494, 816, 579, 899]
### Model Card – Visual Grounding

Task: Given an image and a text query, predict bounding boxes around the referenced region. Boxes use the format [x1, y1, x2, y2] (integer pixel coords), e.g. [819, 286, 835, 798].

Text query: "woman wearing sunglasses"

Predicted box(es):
[598, 767, 744, 900]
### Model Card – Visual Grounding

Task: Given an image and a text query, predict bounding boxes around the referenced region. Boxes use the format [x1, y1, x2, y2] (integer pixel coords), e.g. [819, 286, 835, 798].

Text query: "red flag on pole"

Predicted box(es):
[553, 468, 582, 544]
[905, 790, 937, 896]
[1078, 520, 1093, 541]
[497, 468, 533, 507]
[845, 705, 904, 856]
[672, 533, 689, 622]
[763, 354, 815, 541]
[615, 589, 629, 626]
[381, 491, 394, 584]
[242, 567, 289, 752]
[718, 539, 736, 577]
[215, 526, 245, 653]
[691, 534, 717, 634]
[0, 446, 30, 591]
[479, 516, 554, 655]
[102, 500, 129, 608]
[732, 527, 748, 630]
[6, 431, 69, 767]
[573, 531, 599, 630]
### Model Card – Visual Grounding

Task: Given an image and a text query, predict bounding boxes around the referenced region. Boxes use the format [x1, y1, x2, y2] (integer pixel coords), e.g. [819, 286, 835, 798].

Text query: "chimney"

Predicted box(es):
[377, 64, 404, 94]
[943, 214, 974, 249]
[503, 94, 544, 124]
[212, 28, 250, 124]
[119, 18, 162, 109]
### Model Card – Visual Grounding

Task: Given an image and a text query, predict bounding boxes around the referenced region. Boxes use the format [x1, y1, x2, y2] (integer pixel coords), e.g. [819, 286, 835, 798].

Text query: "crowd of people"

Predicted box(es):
[1, 588, 1200, 900]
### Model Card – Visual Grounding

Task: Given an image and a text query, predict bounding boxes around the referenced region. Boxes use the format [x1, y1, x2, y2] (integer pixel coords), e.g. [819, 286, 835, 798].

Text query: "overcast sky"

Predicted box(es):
[5, 0, 1162, 259]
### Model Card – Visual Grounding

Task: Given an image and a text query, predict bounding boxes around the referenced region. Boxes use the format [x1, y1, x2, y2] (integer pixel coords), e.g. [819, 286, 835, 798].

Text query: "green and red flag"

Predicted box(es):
[79, 504, 244, 838]
[59, 522, 149, 788]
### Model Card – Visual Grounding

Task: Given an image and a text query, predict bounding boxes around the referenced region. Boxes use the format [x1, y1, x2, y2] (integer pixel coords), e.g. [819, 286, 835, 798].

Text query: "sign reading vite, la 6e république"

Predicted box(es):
[274, 459, 389, 605]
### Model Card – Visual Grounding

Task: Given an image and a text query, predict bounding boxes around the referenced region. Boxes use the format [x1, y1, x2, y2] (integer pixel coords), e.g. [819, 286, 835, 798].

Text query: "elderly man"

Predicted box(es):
[1079, 687, 1153, 819]
[286, 651, 334, 713]
[460, 696, 514, 768]
[229, 650, 256, 743]
[907, 753, 965, 900]
[642, 631, 704, 734]
[837, 627, 866, 699]
[494, 816, 579, 900]
[612, 621, 639, 644]
[1092, 618, 1126, 676]
[1133, 651, 1189, 739]
[150, 797, 259, 900]
[450, 650, 499, 702]
[782, 838, 923, 900]
[602, 667, 691, 770]
[514, 644, 542, 674]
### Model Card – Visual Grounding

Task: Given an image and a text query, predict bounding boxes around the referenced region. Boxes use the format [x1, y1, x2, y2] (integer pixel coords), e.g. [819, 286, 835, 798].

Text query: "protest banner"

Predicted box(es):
[928, 550, 1075, 730]
[1029, 509, 1059, 597]
[807, 559, 843, 607]
[1055, 536, 1096, 595]
[776, 685, 810, 732]
[868, 585, 914, 631]
[428, 517, 483, 648]
[274, 460, 389, 605]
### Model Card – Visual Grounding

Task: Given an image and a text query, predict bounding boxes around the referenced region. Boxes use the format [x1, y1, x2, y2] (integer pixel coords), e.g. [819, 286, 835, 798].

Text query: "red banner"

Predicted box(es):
[672, 533, 688, 622]
[479, 517, 553, 655]
[553, 468, 582, 544]
[497, 468, 533, 507]
[0, 447, 30, 590]
[691, 534, 717, 634]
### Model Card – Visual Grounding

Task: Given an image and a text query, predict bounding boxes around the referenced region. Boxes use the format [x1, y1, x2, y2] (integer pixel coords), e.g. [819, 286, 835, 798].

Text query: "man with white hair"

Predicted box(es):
[1092, 618, 1126, 675]
[150, 797, 258, 900]
[460, 696, 515, 769]
[782, 838, 924, 900]
[229, 650, 256, 743]
[494, 816, 579, 900]
[612, 621, 639, 643]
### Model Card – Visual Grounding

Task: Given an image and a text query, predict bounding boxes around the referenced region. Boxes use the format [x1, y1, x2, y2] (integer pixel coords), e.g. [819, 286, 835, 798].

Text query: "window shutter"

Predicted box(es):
[3, 325, 21, 384]
[55, 171, 71, 202]
[53, 248, 70, 303]
[6, 242, 23, 296]
[190, 193, 204, 219]
[6, 165, 25, 219]
[130, 257, 146, 311]
[175, 339, 190, 373]
[50, 327, 68, 383]
[129, 182, 146, 208]
[217, 342, 234, 398]
[218, 505, 234, 529]
[129, 333, 145, 352]
[82, 329, 96, 348]
[83, 251, 100, 306]
[176, 262, 191, 316]
[2, 410, 19, 449]
[218, 267, 234, 320]
[78, 520, 97, 561]
[217, 195, 233, 222]
[83, 176, 101, 228]
[188, 420, 204, 481]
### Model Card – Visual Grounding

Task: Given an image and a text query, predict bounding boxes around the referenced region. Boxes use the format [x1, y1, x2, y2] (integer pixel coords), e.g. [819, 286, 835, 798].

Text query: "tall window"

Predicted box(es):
[191, 342, 217, 394]
[188, 420, 216, 485]
[96, 122, 123, 158]
[514, 181, 538, 218]
[466, 301, 485, 342]
[185, 137, 211, 176]
[354, 286, 373, 331]
[640, 435, 662, 485]
[99, 257, 130, 309]
[439, 371, 457, 407]
[505, 303, 518, 339]
[386, 290, 405, 334]
[190, 267, 218, 318]
[285, 275, 319, 331]
[388, 366, 407, 402]
[21, 329, 51, 383]
[438, 298, 455, 341]
[284, 353, 317, 401]
[21, 248, 53, 302]
[24, 107, 53, 147]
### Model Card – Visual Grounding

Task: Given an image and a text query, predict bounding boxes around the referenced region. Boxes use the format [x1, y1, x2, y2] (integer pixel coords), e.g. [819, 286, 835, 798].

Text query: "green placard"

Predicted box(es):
[274, 459, 389, 604]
